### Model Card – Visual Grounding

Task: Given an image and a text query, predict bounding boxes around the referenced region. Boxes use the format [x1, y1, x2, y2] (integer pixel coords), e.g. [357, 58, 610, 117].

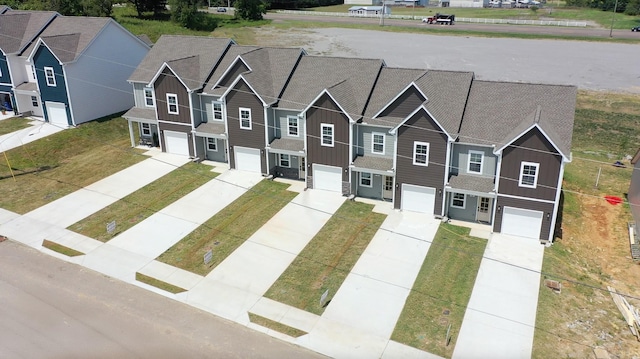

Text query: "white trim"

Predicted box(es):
[219, 75, 268, 106]
[467, 150, 484, 174]
[359, 172, 373, 188]
[371, 132, 385, 154]
[301, 88, 355, 124]
[548, 160, 565, 243]
[210, 55, 253, 91]
[518, 161, 539, 188]
[166, 93, 179, 115]
[207, 137, 218, 151]
[149, 63, 190, 90]
[451, 192, 466, 209]
[372, 82, 428, 119]
[389, 105, 454, 141]
[31, 96, 38, 107]
[494, 123, 569, 161]
[321, 123, 334, 147]
[144, 86, 154, 107]
[239, 107, 252, 130]
[44, 66, 56, 86]
[278, 153, 290, 167]
[141, 122, 151, 136]
[212, 101, 223, 121]
[498, 193, 556, 204]
[413, 141, 429, 166]
[287, 115, 299, 137]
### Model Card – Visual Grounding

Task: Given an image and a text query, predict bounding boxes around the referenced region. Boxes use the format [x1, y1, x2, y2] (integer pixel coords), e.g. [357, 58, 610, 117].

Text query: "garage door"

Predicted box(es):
[313, 164, 342, 193]
[45, 102, 68, 127]
[401, 184, 436, 214]
[501, 206, 543, 239]
[164, 131, 189, 156]
[234, 146, 261, 173]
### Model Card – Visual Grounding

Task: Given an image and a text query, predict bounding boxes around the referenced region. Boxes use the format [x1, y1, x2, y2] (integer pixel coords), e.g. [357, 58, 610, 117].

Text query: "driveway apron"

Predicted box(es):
[453, 233, 544, 359]
[0, 121, 64, 152]
[186, 190, 346, 323]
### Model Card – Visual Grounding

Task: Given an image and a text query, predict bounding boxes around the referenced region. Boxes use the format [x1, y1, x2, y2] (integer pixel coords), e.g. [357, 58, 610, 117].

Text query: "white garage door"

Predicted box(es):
[45, 102, 68, 127]
[234, 146, 262, 173]
[313, 164, 342, 193]
[401, 184, 436, 214]
[501, 206, 543, 239]
[164, 131, 189, 156]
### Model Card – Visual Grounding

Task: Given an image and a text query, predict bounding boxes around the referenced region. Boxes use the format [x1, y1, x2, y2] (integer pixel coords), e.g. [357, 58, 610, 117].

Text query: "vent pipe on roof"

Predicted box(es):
[534, 105, 542, 124]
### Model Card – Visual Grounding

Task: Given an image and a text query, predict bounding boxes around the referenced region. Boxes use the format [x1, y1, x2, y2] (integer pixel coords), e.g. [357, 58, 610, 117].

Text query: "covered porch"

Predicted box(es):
[267, 137, 305, 180]
[350, 155, 395, 202]
[445, 174, 496, 225]
[13, 82, 42, 117]
[123, 107, 158, 148]
[193, 121, 227, 163]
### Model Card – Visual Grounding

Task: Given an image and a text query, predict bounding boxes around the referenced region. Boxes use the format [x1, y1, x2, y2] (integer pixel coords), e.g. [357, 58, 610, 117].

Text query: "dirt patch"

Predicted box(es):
[253, 26, 357, 56]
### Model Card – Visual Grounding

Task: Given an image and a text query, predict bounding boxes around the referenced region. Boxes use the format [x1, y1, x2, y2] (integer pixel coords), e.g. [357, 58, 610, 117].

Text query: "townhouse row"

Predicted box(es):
[123, 35, 577, 243]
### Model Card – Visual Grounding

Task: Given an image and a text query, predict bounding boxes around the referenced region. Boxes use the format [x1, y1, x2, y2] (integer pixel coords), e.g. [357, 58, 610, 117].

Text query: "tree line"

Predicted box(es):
[565, 0, 640, 15]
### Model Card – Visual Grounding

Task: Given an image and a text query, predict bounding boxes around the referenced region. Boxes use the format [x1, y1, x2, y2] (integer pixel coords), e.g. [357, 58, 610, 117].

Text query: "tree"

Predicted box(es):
[234, 0, 266, 20]
[624, 0, 640, 14]
[169, 0, 200, 27]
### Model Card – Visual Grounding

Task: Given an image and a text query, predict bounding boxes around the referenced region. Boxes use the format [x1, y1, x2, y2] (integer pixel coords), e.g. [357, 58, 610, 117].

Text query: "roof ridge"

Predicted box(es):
[474, 79, 577, 89]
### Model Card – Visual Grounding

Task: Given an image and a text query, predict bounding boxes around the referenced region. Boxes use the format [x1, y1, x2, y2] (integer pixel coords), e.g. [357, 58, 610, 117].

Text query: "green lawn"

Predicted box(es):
[265, 201, 386, 315]
[158, 180, 296, 276]
[0, 117, 32, 136]
[391, 223, 486, 358]
[136, 272, 187, 294]
[0, 114, 145, 213]
[42, 239, 84, 257]
[68, 162, 217, 242]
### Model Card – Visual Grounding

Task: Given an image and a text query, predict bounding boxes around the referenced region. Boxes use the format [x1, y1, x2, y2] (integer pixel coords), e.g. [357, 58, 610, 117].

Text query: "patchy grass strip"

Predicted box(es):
[0, 117, 32, 136]
[391, 223, 486, 358]
[265, 201, 386, 316]
[158, 180, 296, 276]
[248, 313, 307, 338]
[68, 162, 217, 242]
[42, 239, 84, 257]
[135, 272, 186, 294]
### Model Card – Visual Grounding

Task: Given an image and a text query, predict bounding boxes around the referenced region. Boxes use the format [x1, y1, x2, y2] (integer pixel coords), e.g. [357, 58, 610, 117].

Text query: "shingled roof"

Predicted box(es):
[0, 11, 57, 55]
[279, 56, 384, 119]
[0, 5, 11, 14]
[459, 81, 577, 158]
[203, 44, 260, 95]
[128, 35, 232, 88]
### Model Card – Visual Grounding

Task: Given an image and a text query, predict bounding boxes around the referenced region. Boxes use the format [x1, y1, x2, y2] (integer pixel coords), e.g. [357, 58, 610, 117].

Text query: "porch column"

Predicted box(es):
[128, 120, 135, 148]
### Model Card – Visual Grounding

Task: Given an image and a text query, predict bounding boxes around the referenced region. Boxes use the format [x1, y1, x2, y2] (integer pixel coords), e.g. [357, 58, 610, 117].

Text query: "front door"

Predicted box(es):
[476, 197, 492, 223]
[383, 176, 393, 200]
[299, 157, 306, 180]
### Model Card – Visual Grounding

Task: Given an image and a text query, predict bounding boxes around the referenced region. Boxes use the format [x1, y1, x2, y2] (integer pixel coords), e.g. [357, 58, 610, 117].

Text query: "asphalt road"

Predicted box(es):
[0, 240, 324, 359]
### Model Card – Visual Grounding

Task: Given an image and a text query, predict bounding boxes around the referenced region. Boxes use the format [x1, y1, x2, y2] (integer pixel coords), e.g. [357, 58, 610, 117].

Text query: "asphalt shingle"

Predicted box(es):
[0, 11, 57, 55]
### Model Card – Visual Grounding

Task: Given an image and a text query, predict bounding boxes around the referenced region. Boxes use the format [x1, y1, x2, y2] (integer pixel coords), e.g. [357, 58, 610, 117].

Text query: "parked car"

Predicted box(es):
[632, 26, 640, 32]
[217, 7, 226, 12]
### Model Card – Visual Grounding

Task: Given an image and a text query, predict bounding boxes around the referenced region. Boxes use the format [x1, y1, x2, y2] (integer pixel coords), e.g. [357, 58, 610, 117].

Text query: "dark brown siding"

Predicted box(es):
[226, 79, 266, 172]
[494, 196, 555, 241]
[155, 68, 190, 124]
[499, 127, 561, 201]
[379, 86, 426, 119]
[306, 93, 350, 182]
[394, 109, 448, 214]
[158, 121, 194, 157]
[218, 61, 250, 89]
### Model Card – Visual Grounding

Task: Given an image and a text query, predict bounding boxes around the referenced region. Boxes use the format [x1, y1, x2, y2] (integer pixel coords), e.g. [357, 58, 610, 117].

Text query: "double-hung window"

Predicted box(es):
[207, 138, 217, 151]
[239, 107, 252, 129]
[166, 93, 178, 114]
[451, 193, 466, 208]
[360, 172, 372, 187]
[44, 67, 56, 86]
[321, 123, 334, 147]
[31, 96, 38, 107]
[519, 161, 539, 188]
[141, 123, 151, 136]
[212, 101, 223, 121]
[144, 87, 154, 107]
[288, 116, 299, 137]
[279, 154, 290, 167]
[372, 133, 385, 154]
[413, 141, 429, 166]
[467, 150, 483, 174]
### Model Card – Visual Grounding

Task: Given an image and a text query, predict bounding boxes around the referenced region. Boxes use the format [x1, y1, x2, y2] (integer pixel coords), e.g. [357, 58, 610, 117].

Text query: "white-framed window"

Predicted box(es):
[207, 138, 217, 151]
[31, 96, 38, 107]
[413, 141, 429, 166]
[451, 193, 466, 209]
[212, 101, 223, 121]
[372, 132, 385, 154]
[166, 93, 178, 114]
[287, 116, 299, 137]
[239, 107, 251, 129]
[519, 161, 539, 188]
[321, 123, 334, 147]
[44, 67, 56, 86]
[279, 154, 290, 167]
[359, 172, 372, 187]
[31, 65, 36, 80]
[144, 87, 154, 107]
[141, 123, 151, 136]
[467, 150, 484, 174]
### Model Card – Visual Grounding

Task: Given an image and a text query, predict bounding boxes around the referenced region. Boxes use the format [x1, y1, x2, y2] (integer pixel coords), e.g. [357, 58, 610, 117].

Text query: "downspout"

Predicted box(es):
[188, 90, 196, 158]
[263, 104, 269, 176]
[549, 156, 568, 244]
[492, 147, 502, 233]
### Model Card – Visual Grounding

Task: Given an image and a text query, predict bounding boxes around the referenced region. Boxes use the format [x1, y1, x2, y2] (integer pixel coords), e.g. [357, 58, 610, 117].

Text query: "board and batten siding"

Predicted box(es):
[225, 79, 266, 172]
[155, 67, 190, 124]
[378, 86, 426, 119]
[132, 83, 150, 109]
[158, 121, 194, 156]
[356, 125, 394, 158]
[494, 195, 554, 240]
[199, 94, 223, 124]
[217, 60, 250, 89]
[33, 45, 71, 124]
[499, 127, 562, 201]
[394, 109, 448, 213]
[0, 53, 12, 86]
[306, 93, 350, 182]
[450, 144, 497, 177]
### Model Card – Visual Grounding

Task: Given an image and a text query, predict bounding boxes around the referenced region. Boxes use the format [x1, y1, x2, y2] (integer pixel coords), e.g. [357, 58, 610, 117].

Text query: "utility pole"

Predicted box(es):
[379, 2, 385, 26]
[609, 0, 618, 38]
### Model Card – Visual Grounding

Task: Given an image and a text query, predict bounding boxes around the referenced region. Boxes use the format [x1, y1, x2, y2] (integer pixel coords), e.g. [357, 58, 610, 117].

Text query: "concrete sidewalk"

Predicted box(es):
[0, 120, 64, 152]
[24, 151, 189, 228]
[453, 233, 544, 359]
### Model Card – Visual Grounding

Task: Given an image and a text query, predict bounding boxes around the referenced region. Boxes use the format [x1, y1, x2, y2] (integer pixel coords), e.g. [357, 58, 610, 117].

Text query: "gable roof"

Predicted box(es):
[128, 35, 232, 87]
[0, 5, 10, 14]
[279, 56, 384, 119]
[458, 81, 577, 158]
[203, 44, 260, 95]
[0, 11, 57, 55]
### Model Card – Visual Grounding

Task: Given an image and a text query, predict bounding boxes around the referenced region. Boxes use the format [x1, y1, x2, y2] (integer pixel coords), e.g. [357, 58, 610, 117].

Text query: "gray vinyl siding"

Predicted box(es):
[499, 127, 562, 201]
[394, 108, 448, 214]
[306, 93, 350, 183]
[132, 82, 152, 109]
[356, 125, 394, 158]
[159, 121, 194, 157]
[226, 79, 265, 172]
[196, 137, 226, 162]
[356, 172, 384, 200]
[446, 193, 478, 222]
[451, 144, 496, 177]
[266, 107, 275, 141]
[378, 86, 426, 118]
[494, 196, 555, 241]
[200, 94, 224, 123]
[190, 92, 201, 127]
[274, 154, 300, 179]
[155, 68, 190, 124]
[218, 60, 250, 89]
[630, 159, 640, 227]
[277, 110, 305, 141]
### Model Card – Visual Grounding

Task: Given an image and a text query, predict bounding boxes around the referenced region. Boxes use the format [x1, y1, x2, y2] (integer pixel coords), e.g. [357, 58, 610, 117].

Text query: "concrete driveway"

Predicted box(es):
[453, 233, 544, 359]
[0, 120, 64, 152]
